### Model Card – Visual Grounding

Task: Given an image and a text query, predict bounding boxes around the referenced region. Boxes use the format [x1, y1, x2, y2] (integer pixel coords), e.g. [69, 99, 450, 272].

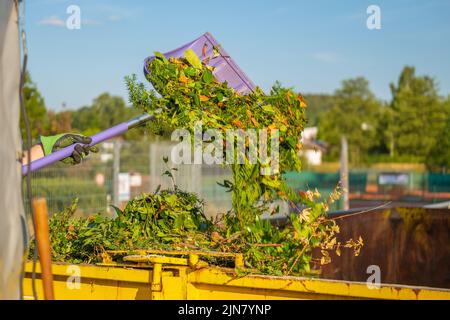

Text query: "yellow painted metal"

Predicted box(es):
[23, 262, 185, 300]
[185, 267, 450, 300]
[124, 254, 189, 266]
[105, 249, 244, 268]
[23, 262, 450, 300]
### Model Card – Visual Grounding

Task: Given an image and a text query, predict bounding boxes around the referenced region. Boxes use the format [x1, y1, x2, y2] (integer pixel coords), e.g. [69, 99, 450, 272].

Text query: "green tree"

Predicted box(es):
[303, 94, 334, 126]
[426, 95, 450, 172]
[48, 110, 72, 135]
[388, 66, 447, 160]
[71, 93, 140, 138]
[71, 105, 100, 136]
[318, 77, 382, 164]
[360, 98, 396, 160]
[20, 72, 49, 142]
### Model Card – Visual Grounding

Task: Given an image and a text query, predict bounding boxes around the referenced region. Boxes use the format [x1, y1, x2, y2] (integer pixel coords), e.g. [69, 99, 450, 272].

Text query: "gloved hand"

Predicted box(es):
[40, 133, 99, 165]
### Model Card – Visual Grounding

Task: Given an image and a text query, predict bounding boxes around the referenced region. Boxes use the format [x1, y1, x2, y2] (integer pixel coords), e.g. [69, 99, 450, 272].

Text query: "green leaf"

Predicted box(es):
[202, 70, 214, 84]
[185, 49, 202, 69]
[184, 67, 197, 77]
[109, 205, 122, 217]
[193, 94, 200, 107]
[262, 104, 275, 113]
[165, 194, 178, 206]
[261, 177, 281, 189]
[154, 51, 168, 63]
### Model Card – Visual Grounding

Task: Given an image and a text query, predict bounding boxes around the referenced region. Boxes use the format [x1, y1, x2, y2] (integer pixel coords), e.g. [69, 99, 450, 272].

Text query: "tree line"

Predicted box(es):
[306, 66, 450, 172]
[20, 72, 142, 143]
[21, 66, 450, 172]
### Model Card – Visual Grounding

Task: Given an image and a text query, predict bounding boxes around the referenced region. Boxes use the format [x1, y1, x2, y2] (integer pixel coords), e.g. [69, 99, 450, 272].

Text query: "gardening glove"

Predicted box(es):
[40, 133, 99, 165]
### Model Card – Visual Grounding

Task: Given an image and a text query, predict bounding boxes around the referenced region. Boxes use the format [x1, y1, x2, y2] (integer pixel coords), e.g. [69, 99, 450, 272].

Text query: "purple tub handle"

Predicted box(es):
[22, 113, 154, 176]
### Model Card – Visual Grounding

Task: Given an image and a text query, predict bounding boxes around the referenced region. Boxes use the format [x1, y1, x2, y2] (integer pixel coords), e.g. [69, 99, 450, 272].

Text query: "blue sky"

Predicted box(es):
[25, 0, 450, 111]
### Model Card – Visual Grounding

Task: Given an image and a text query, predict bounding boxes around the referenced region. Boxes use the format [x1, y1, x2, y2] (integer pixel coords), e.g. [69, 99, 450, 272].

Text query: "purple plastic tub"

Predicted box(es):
[143, 32, 256, 94]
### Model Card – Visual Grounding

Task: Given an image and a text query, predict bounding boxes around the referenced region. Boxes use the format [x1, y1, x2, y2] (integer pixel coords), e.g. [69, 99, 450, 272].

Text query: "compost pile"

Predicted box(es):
[42, 48, 363, 276]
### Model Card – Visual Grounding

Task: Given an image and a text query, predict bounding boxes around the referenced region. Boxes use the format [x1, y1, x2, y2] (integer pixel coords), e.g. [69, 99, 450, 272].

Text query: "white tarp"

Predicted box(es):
[0, 0, 27, 299]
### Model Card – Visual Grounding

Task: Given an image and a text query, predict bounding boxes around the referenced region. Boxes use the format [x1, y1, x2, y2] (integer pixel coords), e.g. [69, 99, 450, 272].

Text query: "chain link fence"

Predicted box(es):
[24, 139, 450, 217]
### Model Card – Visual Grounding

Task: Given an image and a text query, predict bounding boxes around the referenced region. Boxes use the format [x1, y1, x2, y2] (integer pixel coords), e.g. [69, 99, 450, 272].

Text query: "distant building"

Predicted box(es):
[300, 127, 327, 166]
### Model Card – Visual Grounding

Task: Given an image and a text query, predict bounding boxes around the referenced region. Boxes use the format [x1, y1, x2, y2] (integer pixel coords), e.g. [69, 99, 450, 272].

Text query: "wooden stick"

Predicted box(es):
[32, 197, 54, 300]
[253, 243, 281, 247]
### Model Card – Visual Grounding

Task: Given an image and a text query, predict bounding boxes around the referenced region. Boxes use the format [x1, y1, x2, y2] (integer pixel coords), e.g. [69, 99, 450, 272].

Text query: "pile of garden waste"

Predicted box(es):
[37, 48, 363, 276]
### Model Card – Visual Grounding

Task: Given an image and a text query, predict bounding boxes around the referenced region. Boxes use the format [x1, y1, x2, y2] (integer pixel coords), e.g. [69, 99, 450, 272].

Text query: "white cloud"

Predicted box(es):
[312, 52, 339, 63]
[38, 15, 65, 27]
[38, 15, 101, 27]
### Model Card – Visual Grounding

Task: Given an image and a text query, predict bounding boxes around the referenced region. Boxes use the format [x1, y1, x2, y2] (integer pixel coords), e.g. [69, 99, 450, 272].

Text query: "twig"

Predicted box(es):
[286, 244, 308, 275]
[254, 243, 281, 247]
[331, 201, 392, 220]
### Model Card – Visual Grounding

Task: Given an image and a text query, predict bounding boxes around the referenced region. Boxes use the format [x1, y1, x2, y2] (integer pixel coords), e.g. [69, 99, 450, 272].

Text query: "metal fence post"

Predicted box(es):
[340, 136, 349, 210]
[113, 139, 122, 207]
[149, 136, 159, 193]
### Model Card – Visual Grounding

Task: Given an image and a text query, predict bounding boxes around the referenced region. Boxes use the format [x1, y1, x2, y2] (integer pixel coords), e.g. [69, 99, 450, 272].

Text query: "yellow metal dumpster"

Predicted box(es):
[23, 250, 450, 300]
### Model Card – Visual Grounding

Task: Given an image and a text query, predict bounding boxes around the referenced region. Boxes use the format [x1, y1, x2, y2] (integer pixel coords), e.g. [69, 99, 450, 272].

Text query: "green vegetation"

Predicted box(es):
[38, 50, 363, 276]
[20, 79, 141, 144]
[22, 63, 450, 172]
[426, 108, 450, 172]
[71, 93, 141, 139]
[316, 67, 450, 170]
[21, 72, 48, 142]
[45, 187, 210, 264]
[388, 67, 449, 160]
[44, 173, 362, 275]
[127, 49, 310, 229]
[318, 77, 382, 163]
[303, 94, 334, 126]
[126, 50, 362, 274]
